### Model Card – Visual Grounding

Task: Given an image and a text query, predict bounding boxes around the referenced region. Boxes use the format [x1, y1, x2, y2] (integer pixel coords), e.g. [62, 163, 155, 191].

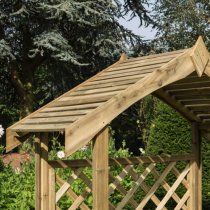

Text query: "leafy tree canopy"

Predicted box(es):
[0, 0, 153, 123]
[152, 0, 210, 51]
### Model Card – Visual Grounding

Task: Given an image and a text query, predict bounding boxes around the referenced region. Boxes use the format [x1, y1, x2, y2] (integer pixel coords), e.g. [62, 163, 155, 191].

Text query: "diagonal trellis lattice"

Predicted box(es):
[49, 154, 193, 210]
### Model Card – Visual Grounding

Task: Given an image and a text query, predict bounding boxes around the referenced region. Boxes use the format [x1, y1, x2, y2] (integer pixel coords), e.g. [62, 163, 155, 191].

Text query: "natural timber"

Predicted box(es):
[48, 154, 194, 168]
[65, 50, 195, 156]
[49, 166, 56, 210]
[190, 36, 209, 76]
[190, 123, 202, 210]
[92, 127, 109, 210]
[35, 134, 41, 210]
[40, 133, 49, 210]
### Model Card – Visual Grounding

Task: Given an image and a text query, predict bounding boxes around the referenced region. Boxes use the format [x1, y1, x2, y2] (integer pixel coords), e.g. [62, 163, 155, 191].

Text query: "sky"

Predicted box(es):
[118, 0, 156, 40]
[118, 17, 156, 40]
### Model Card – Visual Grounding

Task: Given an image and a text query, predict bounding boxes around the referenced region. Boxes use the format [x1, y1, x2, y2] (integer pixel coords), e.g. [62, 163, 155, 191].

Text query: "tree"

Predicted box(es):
[0, 0, 153, 121]
[151, 0, 210, 51]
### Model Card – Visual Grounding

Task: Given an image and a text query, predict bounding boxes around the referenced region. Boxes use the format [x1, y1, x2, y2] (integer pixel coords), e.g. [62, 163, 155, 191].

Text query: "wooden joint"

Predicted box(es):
[119, 53, 127, 62]
[190, 36, 209, 77]
[6, 129, 32, 152]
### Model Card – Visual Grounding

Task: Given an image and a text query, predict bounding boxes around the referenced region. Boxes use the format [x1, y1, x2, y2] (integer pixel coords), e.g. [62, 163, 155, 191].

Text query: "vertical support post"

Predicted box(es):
[190, 122, 202, 210]
[92, 127, 109, 210]
[40, 133, 49, 210]
[35, 134, 41, 210]
[49, 166, 56, 210]
[35, 133, 49, 210]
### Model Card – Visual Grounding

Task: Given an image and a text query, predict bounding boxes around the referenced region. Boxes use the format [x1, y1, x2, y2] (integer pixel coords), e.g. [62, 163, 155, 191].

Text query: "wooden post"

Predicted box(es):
[190, 123, 202, 210]
[92, 127, 109, 210]
[35, 133, 50, 210]
[40, 133, 49, 210]
[35, 134, 41, 210]
[49, 166, 56, 210]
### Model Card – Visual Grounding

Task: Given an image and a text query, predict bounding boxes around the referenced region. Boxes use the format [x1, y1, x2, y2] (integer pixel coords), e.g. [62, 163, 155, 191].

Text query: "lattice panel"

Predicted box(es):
[51, 157, 192, 210]
[108, 161, 190, 210]
[55, 167, 92, 210]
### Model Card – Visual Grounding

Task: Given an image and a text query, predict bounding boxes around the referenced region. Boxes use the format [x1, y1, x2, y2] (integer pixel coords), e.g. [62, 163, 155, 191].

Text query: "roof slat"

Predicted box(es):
[167, 87, 210, 96]
[23, 116, 79, 124]
[180, 99, 210, 105]
[175, 94, 210, 100]
[80, 78, 140, 90]
[87, 74, 146, 84]
[99, 63, 165, 77]
[95, 71, 152, 81]
[122, 49, 186, 63]
[71, 84, 130, 96]
[42, 103, 102, 112]
[33, 110, 91, 117]
[166, 81, 210, 90]
[13, 123, 69, 132]
[53, 93, 115, 107]
[153, 89, 200, 122]
[108, 57, 173, 72]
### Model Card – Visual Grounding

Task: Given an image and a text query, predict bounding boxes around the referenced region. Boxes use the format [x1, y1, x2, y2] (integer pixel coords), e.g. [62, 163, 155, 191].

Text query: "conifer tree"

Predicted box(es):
[0, 0, 153, 120]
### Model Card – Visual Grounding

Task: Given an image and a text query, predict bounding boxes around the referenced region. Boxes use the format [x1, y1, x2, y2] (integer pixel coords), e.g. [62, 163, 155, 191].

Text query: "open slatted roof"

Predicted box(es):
[6, 37, 210, 156]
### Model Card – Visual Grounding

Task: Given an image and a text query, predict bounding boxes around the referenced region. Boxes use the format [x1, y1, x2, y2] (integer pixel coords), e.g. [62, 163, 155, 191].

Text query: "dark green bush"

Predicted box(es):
[146, 101, 210, 209]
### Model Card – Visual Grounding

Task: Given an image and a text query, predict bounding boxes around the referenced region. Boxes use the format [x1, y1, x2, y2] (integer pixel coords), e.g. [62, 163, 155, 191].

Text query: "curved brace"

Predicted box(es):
[65, 51, 196, 157]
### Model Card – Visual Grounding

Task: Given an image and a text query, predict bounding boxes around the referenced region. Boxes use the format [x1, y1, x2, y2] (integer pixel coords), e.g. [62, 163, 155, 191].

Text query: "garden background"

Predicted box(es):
[0, 0, 210, 209]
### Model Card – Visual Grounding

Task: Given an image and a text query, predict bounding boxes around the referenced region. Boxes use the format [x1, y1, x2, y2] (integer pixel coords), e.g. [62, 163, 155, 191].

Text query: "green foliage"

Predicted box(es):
[147, 100, 210, 209]
[112, 95, 157, 155]
[152, 0, 210, 51]
[0, 129, 134, 210]
[146, 101, 191, 155]
[0, 0, 152, 119]
[0, 158, 35, 209]
[202, 137, 210, 209]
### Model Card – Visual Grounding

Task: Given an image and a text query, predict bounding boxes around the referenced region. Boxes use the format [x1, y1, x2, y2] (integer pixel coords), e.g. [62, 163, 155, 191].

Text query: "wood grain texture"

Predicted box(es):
[136, 162, 176, 210]
[153, 89, 200, 122]
[190, 123, 202, 210]
[6, 38, 210, 155]
[49, 166, 56, 210]
[40, 133, 49, 210]
[48, 154, 194, 168]
[190, 36, 209, 76]
[35, 134, 41, 210]
[6, 54, 124, 151]
[92, 127, 109, 210]
[65, 50, 195, 156]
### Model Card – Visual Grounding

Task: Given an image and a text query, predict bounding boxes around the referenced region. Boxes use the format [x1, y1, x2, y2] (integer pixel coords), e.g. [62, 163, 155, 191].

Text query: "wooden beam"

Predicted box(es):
[6, 129, 32, 152]
[122, 49, 185, 64]
[92, 127, 109, 210]
[109, 53, 182, 71]
[35, 134, 41, 210]
[49, 166, 56, 210]
[153, 88, 200, 122]
[48, 154, 194, 168]
[65, 50, 196, 156]
[190, 123, 202, 210]
[190, 36, 209, 77]
[40, 133, 49, 210]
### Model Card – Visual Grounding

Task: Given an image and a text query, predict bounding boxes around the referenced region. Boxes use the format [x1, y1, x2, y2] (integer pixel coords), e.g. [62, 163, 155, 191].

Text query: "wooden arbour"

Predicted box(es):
[6, 37, 210, 209]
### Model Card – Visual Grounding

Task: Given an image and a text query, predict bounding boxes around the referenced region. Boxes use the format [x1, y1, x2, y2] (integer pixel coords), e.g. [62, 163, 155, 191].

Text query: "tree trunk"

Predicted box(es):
[10, 61, 34, 118]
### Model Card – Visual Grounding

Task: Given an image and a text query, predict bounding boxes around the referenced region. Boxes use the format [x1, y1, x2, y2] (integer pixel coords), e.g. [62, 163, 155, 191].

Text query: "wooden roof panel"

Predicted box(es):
[122, 49, 186, 63]
[6, 37, 210, 155]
